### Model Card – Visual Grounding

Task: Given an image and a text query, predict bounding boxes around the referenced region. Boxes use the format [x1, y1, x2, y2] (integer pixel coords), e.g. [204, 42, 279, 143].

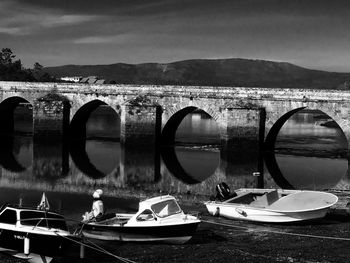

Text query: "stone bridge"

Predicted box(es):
[1, 81, 350, 145]
[0, 81, 349, 187]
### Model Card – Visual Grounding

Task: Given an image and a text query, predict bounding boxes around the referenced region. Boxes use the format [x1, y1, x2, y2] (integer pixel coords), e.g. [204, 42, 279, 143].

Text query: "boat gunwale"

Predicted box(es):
[85, 217, 200, 228]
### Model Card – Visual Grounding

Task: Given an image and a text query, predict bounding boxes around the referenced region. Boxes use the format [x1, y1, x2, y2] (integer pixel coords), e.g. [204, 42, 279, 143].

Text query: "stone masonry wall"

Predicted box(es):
[220, 107, 262, 143]
[33, 100, 69, 137]
[120, 104, 161, 145]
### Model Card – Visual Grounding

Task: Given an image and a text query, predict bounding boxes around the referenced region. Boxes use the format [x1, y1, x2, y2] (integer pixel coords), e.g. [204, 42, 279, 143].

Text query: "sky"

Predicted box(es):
[1, 0, 350, 72]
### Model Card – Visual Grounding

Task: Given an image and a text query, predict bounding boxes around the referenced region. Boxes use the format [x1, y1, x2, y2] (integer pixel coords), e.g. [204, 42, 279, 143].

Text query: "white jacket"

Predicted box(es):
[92, 199, 104, 217]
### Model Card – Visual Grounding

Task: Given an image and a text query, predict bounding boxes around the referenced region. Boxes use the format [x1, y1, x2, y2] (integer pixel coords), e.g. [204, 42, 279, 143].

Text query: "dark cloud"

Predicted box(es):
[1, 0, 350, 71]
[12, 0, 182, 16]
[13, 0, 350, 16]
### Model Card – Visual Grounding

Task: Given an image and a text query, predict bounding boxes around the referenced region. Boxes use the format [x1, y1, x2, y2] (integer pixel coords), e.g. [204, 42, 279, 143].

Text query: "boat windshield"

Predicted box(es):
[151, 199, 182, 218]
[20, 211, 68, 231]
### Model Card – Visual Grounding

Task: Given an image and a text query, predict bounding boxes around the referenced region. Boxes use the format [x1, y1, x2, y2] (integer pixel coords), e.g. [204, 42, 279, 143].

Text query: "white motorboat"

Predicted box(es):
[0, 203, 72, 259]
[205, 187, 338, 223]
[80, 195, 200, 244]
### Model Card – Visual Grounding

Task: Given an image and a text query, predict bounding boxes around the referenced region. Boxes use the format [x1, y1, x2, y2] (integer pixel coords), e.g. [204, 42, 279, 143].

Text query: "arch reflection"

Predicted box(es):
[161, 146, 200, 184]
[70, 138, 121, 179]
[0, 136, 27, 172]
[161, 108, 220, 184]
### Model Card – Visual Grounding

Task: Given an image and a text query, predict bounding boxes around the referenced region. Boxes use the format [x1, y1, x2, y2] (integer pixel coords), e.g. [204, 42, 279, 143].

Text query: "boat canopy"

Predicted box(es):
[138, 195, 182, 218]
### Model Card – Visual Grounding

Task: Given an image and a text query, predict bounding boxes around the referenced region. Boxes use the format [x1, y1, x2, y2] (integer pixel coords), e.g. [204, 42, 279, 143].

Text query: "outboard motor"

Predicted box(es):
[215, 182, 237, 201]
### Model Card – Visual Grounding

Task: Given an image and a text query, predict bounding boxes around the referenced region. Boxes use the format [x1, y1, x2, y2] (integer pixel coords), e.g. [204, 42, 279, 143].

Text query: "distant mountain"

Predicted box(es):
[44, 58, 350, 89]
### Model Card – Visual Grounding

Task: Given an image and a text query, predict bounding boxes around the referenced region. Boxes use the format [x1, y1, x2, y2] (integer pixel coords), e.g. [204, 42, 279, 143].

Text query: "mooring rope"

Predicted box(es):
[85, 239, 136, 263]
[201, 219, 350, 241]
[21, 215, 136, 262]
[54, 232, 137, 263]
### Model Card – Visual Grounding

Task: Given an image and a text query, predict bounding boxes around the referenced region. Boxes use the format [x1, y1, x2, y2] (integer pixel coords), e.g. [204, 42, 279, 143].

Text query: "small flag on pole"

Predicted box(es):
[37, 192, 50, 210]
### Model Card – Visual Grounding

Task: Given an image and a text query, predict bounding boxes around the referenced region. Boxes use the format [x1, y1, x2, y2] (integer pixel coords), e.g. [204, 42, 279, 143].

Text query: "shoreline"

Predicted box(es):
[1, 190, 349, 263]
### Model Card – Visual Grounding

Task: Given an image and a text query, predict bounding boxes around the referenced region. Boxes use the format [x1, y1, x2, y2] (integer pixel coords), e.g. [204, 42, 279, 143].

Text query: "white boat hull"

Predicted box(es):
[205, 188, 338, 223]
[205, 203, 330, 223]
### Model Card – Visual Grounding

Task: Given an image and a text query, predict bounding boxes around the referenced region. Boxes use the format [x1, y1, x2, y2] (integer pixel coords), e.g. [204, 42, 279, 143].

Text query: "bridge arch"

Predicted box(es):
[162, 106, 197, 145]
[265, 105, 349, 150]
[69, 99, 120, 139]
[0, 96, 33, 134]
[265, 107, 306, 151]
[311, 106, 350, 147]
[264, 106, 348, 189]
[161, 102, 220, 145]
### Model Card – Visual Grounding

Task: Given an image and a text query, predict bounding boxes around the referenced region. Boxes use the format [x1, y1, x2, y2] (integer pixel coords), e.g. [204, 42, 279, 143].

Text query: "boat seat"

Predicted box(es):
[226, 192, 256, 204]
[97, 213, 116, 222]
[97, 215, 129, 226]
[250, 190, 279, 207]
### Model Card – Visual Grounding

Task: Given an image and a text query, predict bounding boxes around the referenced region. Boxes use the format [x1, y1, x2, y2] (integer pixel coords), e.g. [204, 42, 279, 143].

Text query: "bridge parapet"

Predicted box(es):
[2, 81, 350, 102]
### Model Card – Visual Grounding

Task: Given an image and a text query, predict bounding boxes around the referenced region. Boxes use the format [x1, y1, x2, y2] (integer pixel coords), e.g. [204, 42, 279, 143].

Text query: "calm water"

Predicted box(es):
[0, 108, 349, 226]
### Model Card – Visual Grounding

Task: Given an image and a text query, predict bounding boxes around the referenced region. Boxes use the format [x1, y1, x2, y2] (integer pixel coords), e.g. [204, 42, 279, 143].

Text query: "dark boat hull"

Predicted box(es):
[81, 221, 200, 244]
[0, 229, 72, 256]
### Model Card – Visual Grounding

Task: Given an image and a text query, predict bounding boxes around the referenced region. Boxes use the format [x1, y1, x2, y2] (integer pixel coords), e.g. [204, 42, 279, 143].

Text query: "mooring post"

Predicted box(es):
[24, 236, 30, 255]
[80, 238, 85, 259]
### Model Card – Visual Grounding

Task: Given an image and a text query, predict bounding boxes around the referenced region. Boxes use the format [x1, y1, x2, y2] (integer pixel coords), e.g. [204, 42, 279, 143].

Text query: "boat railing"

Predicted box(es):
[18, 217, 71, 232]
[33, 217, 44, 230]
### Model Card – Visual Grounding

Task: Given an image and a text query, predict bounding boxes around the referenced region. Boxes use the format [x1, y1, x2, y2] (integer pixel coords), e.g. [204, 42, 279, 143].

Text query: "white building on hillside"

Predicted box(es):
[60, 76, 82, 82]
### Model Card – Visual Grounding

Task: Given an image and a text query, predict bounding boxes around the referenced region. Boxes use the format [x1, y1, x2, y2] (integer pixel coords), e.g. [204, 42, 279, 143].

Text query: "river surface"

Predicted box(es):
[0, 108, 349, 234]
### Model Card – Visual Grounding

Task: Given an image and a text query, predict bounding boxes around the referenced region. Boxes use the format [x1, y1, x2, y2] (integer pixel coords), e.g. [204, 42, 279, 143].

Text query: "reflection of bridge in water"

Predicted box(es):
[0, 81, 349, 191]
[0, 159, 257, 198]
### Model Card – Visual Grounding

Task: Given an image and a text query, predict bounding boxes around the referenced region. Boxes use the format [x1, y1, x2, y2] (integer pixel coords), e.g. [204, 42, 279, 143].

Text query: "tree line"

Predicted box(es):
[0, 48, 56, 82]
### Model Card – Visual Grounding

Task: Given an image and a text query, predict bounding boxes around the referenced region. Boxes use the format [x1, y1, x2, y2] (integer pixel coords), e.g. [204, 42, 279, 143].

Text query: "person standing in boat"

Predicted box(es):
[82, 189, 105, 222]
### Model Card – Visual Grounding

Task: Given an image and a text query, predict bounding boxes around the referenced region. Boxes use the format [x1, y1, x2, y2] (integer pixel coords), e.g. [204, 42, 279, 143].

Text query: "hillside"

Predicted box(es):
[44, 58, 350, 89]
